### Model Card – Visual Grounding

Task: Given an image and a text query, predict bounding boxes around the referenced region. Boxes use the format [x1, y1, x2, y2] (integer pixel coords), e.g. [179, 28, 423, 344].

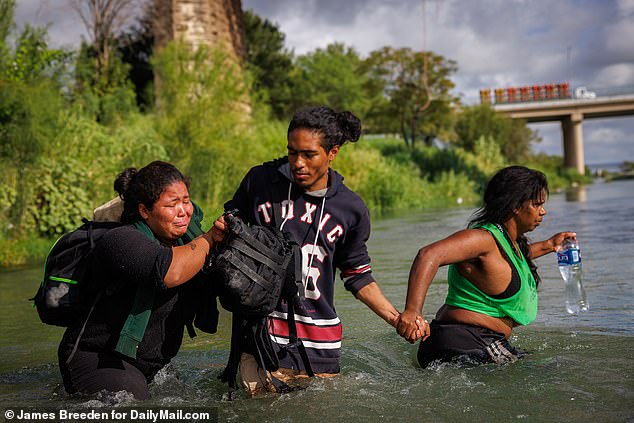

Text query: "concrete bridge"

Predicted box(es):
[493, 92, 634, 174]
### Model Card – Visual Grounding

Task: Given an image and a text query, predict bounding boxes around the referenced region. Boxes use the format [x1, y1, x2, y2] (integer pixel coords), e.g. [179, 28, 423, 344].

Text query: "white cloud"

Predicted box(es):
[617, 0, 634, 16]
[592, 63, 634, 86]
[530, 120, 634, 164]
[583, 120, 634, 163]
[275, 3, 423, 56]
[530, 123, 563, 156]
[586, 127, 627, 144]
[604, 18, 634, 59]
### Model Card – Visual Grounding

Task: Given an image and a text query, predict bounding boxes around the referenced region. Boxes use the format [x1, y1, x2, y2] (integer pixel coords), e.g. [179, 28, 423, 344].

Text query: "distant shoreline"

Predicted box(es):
[587, 162, 625, 173]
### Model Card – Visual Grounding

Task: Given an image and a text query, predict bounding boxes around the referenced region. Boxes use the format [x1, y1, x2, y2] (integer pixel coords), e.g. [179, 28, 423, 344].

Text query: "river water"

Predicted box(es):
[1, 179, 633, 422]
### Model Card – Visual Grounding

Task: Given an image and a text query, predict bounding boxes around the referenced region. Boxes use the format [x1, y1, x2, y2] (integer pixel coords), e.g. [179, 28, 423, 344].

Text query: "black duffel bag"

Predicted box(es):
[213, 212, 315, 393]
[214, 212, 303, 317]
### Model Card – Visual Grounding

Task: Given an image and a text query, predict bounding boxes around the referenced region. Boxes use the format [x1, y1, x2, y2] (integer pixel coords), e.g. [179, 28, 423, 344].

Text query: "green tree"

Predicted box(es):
[115, 15, 155, 110]
[29, 112, 166, 236]
[1, 25, 70, 82]
[0, 0, 15, 65]
[361, 47, 458, 148]
[454, 104, 540, 162]
[0, 80, 64, 231]
[73, 41, 137, 124]
[0, 3, 69, 231]
[0, 0, 69, 84]
[70, 0, 138, 124]
[70, 0, 135, 86]
[243, 9, 294, 119]
[291, 43, 370, 116]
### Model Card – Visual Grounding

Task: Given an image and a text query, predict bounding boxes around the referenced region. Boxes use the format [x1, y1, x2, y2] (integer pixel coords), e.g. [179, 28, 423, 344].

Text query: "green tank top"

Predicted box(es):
[445, 222, 538, 325]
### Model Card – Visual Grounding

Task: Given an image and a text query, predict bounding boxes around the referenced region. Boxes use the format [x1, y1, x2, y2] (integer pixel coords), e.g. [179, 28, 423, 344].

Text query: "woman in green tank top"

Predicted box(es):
[396, 166, 576, 367]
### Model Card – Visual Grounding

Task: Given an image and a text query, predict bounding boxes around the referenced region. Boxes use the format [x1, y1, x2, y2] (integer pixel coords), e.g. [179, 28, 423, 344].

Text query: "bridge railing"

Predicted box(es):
[471, 84, 634, 106]
[591, 85, 634, 97]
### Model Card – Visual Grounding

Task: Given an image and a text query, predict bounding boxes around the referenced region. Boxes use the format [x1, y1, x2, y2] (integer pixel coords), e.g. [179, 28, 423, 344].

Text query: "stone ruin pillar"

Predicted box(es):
[152, 0, 246, 63]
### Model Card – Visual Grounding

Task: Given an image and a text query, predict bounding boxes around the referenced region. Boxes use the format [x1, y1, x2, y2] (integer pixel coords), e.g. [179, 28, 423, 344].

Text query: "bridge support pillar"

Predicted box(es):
[561, 112, 585, 175]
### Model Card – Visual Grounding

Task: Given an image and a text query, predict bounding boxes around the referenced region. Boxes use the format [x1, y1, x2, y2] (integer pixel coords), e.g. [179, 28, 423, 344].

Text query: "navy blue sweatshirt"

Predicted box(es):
[225, 157, 375, 373]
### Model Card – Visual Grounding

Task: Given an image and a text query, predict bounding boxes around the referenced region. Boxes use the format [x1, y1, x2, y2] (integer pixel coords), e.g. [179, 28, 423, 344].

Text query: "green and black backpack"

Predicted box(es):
[33, 201, 213, 364]
[32, 219, 120, 327]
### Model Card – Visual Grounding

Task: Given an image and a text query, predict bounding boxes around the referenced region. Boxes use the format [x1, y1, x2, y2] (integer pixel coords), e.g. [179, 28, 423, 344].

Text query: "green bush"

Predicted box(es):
[24, 111, 166, 236]
[522, 154, 593, 191]
[334, 140, 480, 214]
[0, 233, 51, 268]
[0, 235, 28, 267]
[335, 142, 425, 213]
[152, 42, 252, 213]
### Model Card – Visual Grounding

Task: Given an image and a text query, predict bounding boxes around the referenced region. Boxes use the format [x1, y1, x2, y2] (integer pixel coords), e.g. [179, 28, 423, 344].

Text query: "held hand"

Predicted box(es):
[550, 231, 577, 252]
[210, 215, 229, 245]
[418, 317, 430, 342]
[396, 309, 429, 344]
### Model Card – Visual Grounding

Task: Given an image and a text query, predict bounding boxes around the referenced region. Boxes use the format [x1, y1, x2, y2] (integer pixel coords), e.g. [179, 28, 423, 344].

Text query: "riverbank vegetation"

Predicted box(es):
[0, 2, 590, 267]
[598, 161, 634, 181]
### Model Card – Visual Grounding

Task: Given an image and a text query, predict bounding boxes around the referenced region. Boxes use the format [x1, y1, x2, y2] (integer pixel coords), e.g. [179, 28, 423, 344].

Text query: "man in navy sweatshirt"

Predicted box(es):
[215, 106, 427, 393]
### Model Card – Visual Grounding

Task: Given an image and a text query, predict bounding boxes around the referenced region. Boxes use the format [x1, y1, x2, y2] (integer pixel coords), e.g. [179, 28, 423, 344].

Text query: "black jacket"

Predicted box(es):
[58, 225, 217, 379]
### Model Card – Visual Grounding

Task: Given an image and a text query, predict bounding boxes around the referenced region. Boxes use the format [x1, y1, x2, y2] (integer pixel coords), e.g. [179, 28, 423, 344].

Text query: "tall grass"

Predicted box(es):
[335, 140, 479, 214]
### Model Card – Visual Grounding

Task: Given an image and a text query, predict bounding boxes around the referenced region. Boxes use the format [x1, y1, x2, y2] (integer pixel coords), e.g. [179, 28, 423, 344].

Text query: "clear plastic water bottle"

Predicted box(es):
[557, 238, 589, 314]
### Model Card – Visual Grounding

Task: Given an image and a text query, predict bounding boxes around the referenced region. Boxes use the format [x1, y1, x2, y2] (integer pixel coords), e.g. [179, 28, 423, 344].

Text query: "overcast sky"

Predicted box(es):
[14, 0, 634, 165]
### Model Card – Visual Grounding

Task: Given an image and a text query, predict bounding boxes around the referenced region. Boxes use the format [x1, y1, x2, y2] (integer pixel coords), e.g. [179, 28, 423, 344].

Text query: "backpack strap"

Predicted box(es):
[232, 227, 286, 267]
[272, 186, 284, 230]
[286, 295, 315, 377]
[186, 322, 197, 339]
[65, 290, 103, 364]
[292, 243, 304, 299]
[115, 284, 156, 358]
[223, 249, 279, 292]
[115, 206, 206, 359]
[231, 236, 286, 274]
[219, 314, 246, 392]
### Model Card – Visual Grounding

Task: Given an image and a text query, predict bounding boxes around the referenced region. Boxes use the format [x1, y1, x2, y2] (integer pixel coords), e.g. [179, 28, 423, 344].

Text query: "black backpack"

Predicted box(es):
[214, 211, 315, 393]
[214, 213, 303, 317]
[34, 208, 211, 364]
[33, 219, 120, 327]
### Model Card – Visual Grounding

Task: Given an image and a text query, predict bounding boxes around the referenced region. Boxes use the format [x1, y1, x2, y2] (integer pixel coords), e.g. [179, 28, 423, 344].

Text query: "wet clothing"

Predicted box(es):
[226, 157, 375, 374]
[417, 320, 525, 368]
[58, 225, 217, 397]
[445, 222, 538, 325]
[59, 349, 151, 400]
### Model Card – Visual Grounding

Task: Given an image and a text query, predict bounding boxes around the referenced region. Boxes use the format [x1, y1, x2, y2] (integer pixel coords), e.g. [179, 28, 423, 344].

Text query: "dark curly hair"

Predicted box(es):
[287, 106, 362, 152]
[469, 165, 549, 286]
[114, 161, 190, 223]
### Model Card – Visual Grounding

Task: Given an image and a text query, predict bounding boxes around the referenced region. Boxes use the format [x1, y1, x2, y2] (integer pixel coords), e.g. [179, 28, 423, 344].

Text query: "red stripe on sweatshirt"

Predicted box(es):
[341, 264, 371, 278]
[268, 318, 342, 342]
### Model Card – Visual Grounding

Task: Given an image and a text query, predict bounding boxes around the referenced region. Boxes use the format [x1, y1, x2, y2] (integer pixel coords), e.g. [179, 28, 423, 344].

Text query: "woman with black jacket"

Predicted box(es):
[58, 161, 223, 399]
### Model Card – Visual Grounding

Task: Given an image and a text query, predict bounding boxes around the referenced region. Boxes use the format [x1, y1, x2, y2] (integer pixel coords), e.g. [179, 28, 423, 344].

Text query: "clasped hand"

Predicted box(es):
[396, 310, 430, 344]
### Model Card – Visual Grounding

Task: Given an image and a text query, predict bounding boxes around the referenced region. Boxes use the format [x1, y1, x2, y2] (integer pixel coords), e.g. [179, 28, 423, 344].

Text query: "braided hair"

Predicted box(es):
[287, 106, 362, 152]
